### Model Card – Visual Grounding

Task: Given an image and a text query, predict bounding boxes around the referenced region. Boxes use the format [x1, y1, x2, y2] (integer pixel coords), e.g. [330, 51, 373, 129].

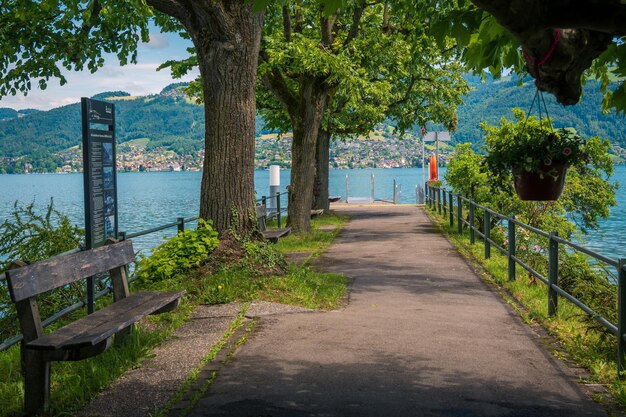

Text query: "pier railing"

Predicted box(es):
[257, 190, 289, 228]
[0, 191, 289, 352]
[425, 183, 626, 374]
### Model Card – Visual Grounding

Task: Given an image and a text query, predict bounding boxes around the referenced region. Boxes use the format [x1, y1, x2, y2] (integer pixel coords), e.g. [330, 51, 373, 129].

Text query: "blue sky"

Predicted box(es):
[0, 29, 199, 110]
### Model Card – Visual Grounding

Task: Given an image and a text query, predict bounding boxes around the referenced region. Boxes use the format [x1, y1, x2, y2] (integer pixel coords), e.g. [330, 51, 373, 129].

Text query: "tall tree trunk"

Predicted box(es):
[288, 78, 328, 233]
[187, 3, 263, 235]
[312, 128, 331, 212]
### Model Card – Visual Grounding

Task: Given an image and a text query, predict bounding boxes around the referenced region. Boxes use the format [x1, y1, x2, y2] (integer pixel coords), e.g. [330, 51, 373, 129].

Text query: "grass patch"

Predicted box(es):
[153, 303, 251, 417]
[426, 207, 626, 407]
[274, 212, 349, 255]
[0, 214, 349, 416]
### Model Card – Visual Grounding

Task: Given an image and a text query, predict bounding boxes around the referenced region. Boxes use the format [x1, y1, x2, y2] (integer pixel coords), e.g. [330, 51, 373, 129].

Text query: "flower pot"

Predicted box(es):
[513, 163, 567, 201]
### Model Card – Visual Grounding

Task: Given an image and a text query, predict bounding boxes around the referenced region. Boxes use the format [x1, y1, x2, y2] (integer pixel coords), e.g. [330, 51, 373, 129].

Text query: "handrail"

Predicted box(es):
[425, 183, 626, 374]
[2, 189, 290, 351]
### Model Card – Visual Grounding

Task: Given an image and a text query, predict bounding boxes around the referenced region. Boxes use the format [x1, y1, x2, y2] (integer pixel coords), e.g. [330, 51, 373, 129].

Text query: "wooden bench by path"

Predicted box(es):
[5, 239, 185, 415]
[256, 204, 291, 243]
[310, 209, 324, 218]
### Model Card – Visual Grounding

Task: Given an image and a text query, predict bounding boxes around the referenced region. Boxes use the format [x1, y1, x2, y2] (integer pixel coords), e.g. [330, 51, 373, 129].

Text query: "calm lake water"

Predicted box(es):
[0, 167, 624, 259]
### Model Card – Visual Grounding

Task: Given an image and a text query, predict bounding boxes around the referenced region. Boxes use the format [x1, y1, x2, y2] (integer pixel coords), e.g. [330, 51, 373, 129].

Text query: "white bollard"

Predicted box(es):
[269, 165, 280, 214]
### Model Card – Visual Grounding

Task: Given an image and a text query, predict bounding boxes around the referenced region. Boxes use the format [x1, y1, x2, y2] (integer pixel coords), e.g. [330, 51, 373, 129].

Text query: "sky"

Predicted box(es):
[0, 28, 200, 111]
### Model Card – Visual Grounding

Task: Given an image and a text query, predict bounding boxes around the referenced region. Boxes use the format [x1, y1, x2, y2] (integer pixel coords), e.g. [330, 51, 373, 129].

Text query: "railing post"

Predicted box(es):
[484, 210, 491, 259]
[457, 195, 462, 234]
[441, 189, 448, 217]
[118, 231, 126, 241]
[393, 179, 397, 204]
[508, 218, 516, 281]
[276, 192, 282, 228]
[449, 192, 454, 226]
[262, 195, 267, 209]
[548, 231, 559, 317]
[618, 259, 626, 376]
[177, 217, 185, 233]
[437, 188, 442, 215]
[469, 201, 475, 244]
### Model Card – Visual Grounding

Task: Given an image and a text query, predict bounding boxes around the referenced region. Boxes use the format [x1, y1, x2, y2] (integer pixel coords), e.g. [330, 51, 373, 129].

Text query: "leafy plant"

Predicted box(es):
[134, 219, 219, 284]
[0, 199, 84, 341]
[482, 108, 592, 192]
[0, 199, 83, 272]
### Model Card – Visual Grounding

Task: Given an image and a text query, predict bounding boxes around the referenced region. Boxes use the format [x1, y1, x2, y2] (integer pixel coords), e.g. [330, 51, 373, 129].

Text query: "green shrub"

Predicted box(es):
[135, 219, 219, 283]
[0, 199, 83, 272]
[0, 199, 84, 341]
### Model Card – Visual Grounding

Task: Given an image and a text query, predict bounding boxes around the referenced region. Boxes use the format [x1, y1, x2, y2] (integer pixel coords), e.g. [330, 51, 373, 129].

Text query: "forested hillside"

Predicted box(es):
[452, 75, 625, 148]
[0, 77, 623, 173]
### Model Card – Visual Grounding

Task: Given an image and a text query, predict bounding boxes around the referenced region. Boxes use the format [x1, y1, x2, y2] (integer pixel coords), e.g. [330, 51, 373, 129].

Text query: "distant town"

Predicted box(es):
[20, 126, 451, 174]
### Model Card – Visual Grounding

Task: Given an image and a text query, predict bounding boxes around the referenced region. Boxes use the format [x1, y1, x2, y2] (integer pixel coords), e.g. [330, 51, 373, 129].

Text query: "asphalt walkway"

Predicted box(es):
[186, 205, 607, 417]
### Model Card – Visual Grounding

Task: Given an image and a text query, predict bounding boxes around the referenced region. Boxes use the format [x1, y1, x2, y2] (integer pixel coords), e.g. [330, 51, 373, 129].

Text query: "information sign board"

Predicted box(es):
[82, 98, 117, 250]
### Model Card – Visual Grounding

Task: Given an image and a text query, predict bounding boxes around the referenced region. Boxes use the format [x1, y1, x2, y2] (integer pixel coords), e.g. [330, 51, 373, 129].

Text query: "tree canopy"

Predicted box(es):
[428, 0, 626, 114]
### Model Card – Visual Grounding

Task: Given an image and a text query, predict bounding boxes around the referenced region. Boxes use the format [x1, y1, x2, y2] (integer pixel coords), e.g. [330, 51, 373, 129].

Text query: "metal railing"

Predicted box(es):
[1, 191, 293, 352]
[425, 183, 626, 374]
[256, 190, 289, 228]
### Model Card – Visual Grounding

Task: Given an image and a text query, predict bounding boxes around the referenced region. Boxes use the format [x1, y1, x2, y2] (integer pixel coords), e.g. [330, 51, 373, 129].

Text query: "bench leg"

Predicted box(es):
[115, 324, 134, 345]
[23, 349, 51, 415]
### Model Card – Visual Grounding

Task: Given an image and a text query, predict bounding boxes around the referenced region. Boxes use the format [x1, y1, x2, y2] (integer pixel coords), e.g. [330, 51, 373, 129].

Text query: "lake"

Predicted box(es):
[0, 166, 624, 259]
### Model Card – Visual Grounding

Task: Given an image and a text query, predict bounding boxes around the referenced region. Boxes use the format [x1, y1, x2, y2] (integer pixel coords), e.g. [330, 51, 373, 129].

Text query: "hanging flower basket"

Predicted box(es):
[513, 163, 567, 201]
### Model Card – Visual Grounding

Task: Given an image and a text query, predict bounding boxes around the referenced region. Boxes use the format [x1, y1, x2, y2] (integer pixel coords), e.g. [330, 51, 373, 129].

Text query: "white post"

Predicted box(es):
[269, 165, 280, 214]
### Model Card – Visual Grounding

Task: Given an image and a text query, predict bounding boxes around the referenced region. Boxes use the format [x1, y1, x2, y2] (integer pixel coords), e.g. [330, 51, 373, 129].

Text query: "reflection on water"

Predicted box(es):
[0, 166, 624, 259]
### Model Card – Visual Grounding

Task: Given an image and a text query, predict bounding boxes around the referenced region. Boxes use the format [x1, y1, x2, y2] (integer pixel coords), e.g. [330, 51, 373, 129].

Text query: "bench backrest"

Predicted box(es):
[6, 240, 135, 303]
[256, 204, 267, 232]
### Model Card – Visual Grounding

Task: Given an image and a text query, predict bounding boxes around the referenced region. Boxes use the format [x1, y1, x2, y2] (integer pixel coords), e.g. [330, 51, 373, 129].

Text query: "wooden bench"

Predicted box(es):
[5, 239, 185, 415]
[310, 209, 324, 218]
[256, 204, 291, 243]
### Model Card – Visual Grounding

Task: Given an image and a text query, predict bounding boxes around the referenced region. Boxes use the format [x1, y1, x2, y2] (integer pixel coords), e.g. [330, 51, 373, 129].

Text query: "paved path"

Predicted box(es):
[188, 206, 606, 417]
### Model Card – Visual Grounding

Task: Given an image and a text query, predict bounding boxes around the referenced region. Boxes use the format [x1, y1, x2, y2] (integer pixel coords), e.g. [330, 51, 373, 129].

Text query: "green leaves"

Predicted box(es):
[0, 0, 152, 97]
[135, 219, 219, 284]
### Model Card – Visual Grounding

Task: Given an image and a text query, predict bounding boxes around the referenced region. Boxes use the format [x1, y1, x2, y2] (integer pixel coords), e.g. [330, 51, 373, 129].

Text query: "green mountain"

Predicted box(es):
[451, 75, 625, 148]
[0, 78, 624, 173]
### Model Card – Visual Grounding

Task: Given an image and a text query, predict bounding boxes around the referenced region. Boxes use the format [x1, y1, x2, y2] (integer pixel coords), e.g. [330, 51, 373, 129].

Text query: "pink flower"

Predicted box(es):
[562, 147, 573, 156]
[519, 245, 527, 251]
[533, 245, 540, 252]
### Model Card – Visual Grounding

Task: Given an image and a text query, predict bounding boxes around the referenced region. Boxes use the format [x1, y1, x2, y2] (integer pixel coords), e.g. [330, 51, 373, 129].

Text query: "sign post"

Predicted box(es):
[423, 131, 451, 182]
[82, 98, 118, 313]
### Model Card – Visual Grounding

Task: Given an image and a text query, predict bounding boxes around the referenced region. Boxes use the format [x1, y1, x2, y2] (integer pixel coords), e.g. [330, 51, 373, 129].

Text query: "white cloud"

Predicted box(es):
[0, 31, 197, 111]
[143, 33, 170, 49]
[0, 62, 199, 110]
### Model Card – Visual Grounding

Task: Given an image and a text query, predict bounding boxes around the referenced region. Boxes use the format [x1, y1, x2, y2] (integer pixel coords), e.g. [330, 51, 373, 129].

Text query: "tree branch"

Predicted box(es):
[260, 51, 299, 110]
[320, 6, 340, 46]
[282, 5, 292, 43]
[345, 0, 366, 46]
[470, 0, 626, 38]
[146, 0, 187, 22]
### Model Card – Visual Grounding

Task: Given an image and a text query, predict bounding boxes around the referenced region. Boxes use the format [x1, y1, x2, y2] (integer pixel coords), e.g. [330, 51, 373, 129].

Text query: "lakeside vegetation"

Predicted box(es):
[426, 210, 626, 407]
[0, 203, 348, 416]
[428, 121, 625, 406]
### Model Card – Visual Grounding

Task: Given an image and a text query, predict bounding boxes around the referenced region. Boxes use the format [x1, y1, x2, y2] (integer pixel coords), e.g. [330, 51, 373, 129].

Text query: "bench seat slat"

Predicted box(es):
[262, 227, 291, 243]
[27, 290, 184, 350]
